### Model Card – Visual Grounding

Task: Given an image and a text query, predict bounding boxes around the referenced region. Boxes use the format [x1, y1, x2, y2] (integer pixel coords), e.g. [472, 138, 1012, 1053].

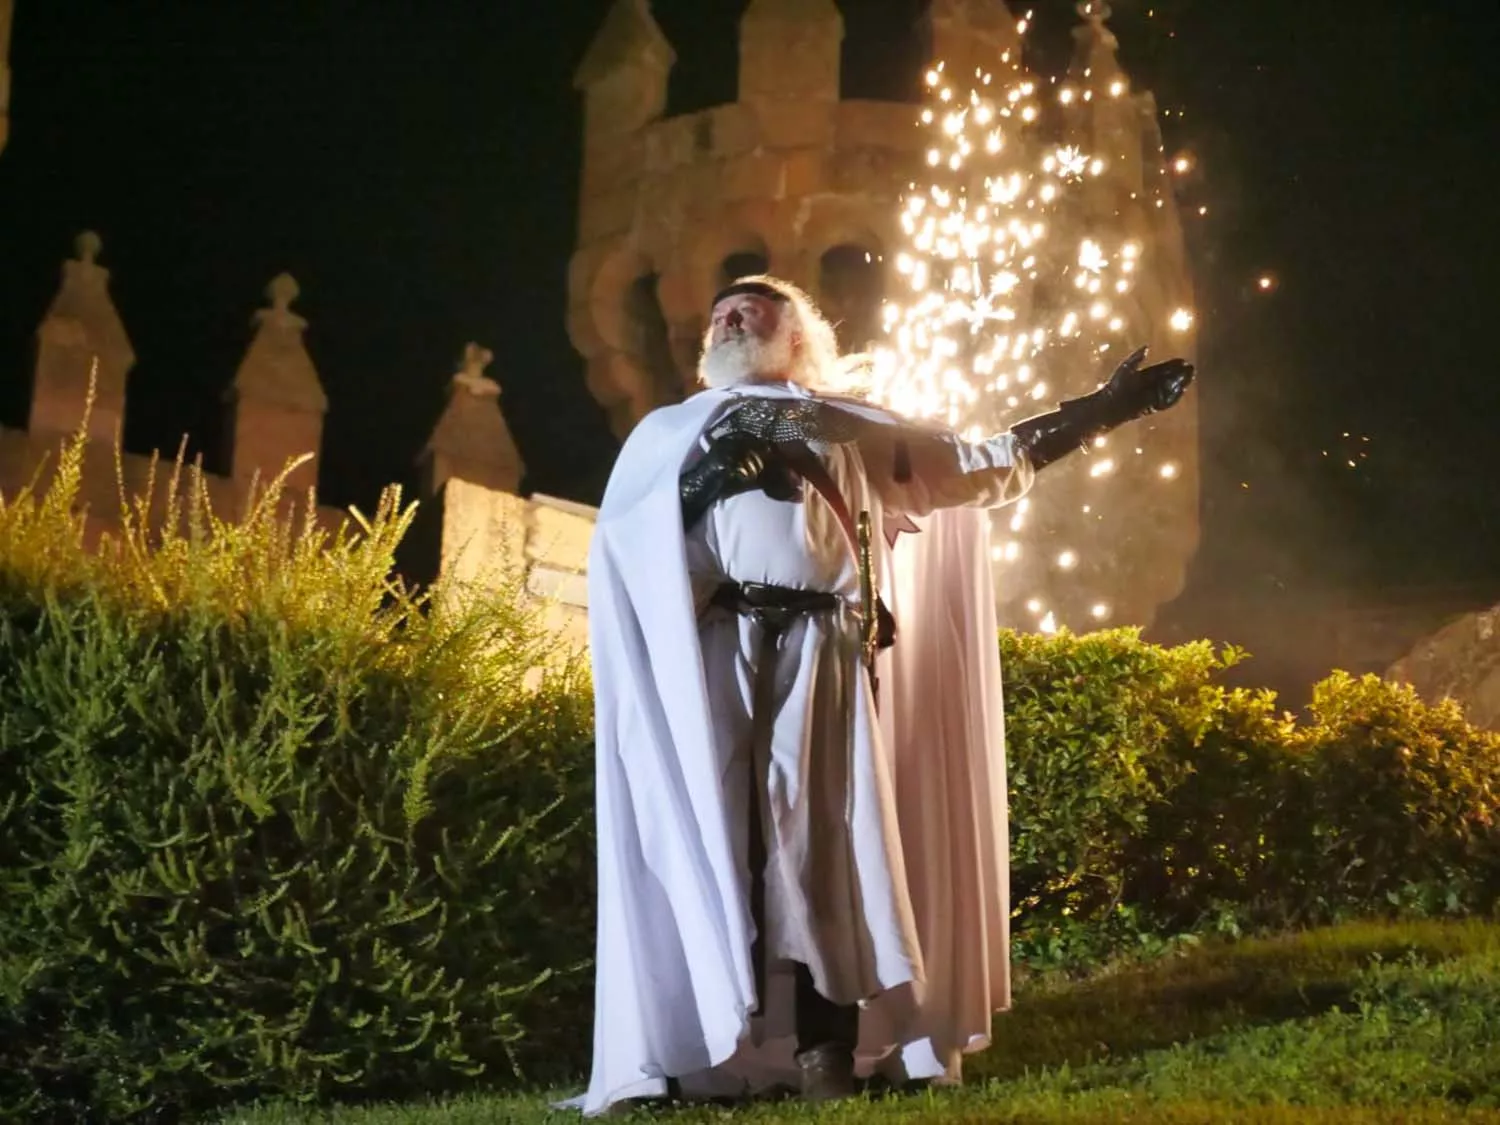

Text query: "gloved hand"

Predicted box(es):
[1010, 345, 1195, 472]
[1102, 345, 1195, 415]
[679, 431, 799, 530]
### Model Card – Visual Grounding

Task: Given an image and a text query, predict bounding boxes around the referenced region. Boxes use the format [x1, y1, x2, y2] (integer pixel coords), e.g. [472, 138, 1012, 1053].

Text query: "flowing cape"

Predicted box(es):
[576, 386, 1012, 1113]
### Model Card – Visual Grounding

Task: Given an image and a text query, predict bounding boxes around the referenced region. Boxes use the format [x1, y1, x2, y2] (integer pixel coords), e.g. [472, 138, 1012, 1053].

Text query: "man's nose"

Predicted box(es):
[724, 307, 744, 329]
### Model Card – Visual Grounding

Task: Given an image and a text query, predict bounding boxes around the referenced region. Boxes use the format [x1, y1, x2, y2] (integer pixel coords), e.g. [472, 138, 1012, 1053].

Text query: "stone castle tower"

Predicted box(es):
[565, 0, 1198, 628]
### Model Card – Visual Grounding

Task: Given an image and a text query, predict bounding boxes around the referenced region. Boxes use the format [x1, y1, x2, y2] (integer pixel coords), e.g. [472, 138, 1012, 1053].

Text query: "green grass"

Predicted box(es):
[221, 920, 1500, 1125]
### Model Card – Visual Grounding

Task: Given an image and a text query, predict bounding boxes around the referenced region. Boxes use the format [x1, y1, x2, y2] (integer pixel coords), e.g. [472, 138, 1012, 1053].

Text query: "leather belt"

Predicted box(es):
[710, 580, 843, 621]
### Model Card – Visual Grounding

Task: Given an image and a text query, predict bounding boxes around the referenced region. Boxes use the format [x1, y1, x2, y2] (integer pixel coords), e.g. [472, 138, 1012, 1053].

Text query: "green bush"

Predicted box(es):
[1001, 628, 1265, 963]
[1287, 672, 1500, 918]
[0, 437, 597, 1122]
[1001, 629, 1500, 969]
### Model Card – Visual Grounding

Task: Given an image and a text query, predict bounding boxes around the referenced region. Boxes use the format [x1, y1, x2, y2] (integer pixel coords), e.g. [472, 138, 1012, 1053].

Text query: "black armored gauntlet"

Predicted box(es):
[679, 431, 783, 531]
[1010, 346, 1195, 471]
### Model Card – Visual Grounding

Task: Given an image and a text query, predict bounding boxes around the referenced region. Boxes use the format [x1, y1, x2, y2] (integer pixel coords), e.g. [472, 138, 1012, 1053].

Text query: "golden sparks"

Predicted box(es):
[867, 38, 1196, 632]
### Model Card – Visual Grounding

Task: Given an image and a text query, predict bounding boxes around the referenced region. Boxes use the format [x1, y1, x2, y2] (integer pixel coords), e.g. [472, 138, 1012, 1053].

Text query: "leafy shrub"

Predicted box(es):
[0, 435, 596, 1122]
[1287, 672, 1500, 919]
[1001, 629, 1500, 970]
[1000, 629, 1257, 962]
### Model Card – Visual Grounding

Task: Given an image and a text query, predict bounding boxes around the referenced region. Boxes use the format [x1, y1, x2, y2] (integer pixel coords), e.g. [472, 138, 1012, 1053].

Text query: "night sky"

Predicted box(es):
[2, 1, 1499, 683]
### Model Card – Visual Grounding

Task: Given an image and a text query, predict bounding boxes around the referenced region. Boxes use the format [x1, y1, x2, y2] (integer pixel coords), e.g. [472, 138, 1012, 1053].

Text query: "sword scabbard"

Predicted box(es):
[856, 510, 878, 691]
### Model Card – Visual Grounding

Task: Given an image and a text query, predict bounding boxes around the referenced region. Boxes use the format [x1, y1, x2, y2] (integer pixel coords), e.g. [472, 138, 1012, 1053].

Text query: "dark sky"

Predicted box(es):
[2, 1, 1499, 644]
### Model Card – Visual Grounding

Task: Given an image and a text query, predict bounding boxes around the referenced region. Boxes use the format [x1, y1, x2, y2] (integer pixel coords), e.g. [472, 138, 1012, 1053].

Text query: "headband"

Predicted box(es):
[711, 280, 790, 308]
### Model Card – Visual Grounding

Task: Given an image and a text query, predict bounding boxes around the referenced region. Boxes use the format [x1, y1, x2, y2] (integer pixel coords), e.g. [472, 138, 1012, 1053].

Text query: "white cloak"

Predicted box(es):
[573, 383, 1032, 1114]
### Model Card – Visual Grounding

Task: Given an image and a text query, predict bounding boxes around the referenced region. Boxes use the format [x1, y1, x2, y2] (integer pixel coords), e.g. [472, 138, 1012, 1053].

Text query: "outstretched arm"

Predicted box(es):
[864, 345, 1194, 516]
[862, 424, 1035, 517]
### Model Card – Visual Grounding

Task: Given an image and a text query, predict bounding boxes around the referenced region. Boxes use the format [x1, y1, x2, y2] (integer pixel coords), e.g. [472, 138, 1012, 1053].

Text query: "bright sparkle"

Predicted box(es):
[865, 41, 1191, 635]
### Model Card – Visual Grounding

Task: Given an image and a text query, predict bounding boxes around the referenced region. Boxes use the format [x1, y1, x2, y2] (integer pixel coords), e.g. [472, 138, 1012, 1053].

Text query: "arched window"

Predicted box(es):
[625, 273, 683, 405]
[819, 243, 885, 352]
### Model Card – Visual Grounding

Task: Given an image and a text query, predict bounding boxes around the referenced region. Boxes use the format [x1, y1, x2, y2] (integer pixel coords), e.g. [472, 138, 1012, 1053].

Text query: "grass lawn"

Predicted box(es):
[222, 919, 1500, 1125]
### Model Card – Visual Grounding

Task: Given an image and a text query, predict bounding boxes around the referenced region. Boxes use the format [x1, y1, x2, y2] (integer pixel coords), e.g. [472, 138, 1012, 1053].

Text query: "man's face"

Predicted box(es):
[699, 291, 799, 389]
[709, 292, 784, 347]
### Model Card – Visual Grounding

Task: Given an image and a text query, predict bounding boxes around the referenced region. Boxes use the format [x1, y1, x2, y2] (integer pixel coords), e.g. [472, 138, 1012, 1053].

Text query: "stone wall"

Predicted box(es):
[0, 237, 352, 545]
[0, 234, 533, 612]
[1386, 602, 1500, 730]
[401, 479, 594, 655]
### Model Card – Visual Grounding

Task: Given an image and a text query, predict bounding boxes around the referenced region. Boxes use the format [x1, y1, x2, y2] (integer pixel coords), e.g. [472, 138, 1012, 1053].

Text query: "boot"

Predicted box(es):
[792, 962, 860, 1101]
[796, 1042, 857, 1102]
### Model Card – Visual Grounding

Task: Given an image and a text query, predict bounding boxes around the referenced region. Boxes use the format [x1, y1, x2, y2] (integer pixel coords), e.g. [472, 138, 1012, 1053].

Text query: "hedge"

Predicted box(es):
[1001, 631, 1500, 966]
[0, 441, 595, 1122]
[1, 430, 1498, 1122]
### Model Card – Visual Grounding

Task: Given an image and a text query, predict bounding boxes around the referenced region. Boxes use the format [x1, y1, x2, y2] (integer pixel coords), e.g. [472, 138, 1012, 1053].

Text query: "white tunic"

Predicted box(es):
[685, 441, 914, 1012]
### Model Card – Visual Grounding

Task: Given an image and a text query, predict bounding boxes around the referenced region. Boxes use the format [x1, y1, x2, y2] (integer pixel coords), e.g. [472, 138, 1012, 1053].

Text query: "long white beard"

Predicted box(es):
[698, 327, 797, 390]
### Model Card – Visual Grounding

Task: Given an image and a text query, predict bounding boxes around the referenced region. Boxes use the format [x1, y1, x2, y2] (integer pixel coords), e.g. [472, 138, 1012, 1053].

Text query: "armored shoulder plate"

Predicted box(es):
[707, 396, 863, 447]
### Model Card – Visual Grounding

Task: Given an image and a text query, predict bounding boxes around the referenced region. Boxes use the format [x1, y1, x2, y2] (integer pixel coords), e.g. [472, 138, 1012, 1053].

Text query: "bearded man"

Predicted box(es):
[573, 275, 1193, 1115]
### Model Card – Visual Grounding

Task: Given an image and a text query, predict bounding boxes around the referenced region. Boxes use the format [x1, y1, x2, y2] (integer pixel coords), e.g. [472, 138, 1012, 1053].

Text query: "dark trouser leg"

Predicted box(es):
[794, 962, 859, 1055]
[793, 962, 858, 1100]
[734, 598, 857, 1101]
[746, 618, 782, 1016]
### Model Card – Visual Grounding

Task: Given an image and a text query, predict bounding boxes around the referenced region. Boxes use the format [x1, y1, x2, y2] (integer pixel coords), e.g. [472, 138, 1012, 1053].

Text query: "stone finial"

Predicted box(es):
[1068, 0, 1127, 87]
[454, 341, 500, 395]
[1062, 0, 1140, 192]
[268, 271, 299, 312]
[30, 229, 137, 443]
[228, 271, 326, 412]
[254, 271, 309, 331]
[224, 272, 328, 496]
[75, 230, 102, 264]
[419, 341, 523, 497]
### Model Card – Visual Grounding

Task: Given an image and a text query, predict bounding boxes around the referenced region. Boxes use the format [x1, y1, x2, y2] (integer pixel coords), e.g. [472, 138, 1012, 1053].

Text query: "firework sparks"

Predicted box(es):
[868, 29, 1194, 632]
